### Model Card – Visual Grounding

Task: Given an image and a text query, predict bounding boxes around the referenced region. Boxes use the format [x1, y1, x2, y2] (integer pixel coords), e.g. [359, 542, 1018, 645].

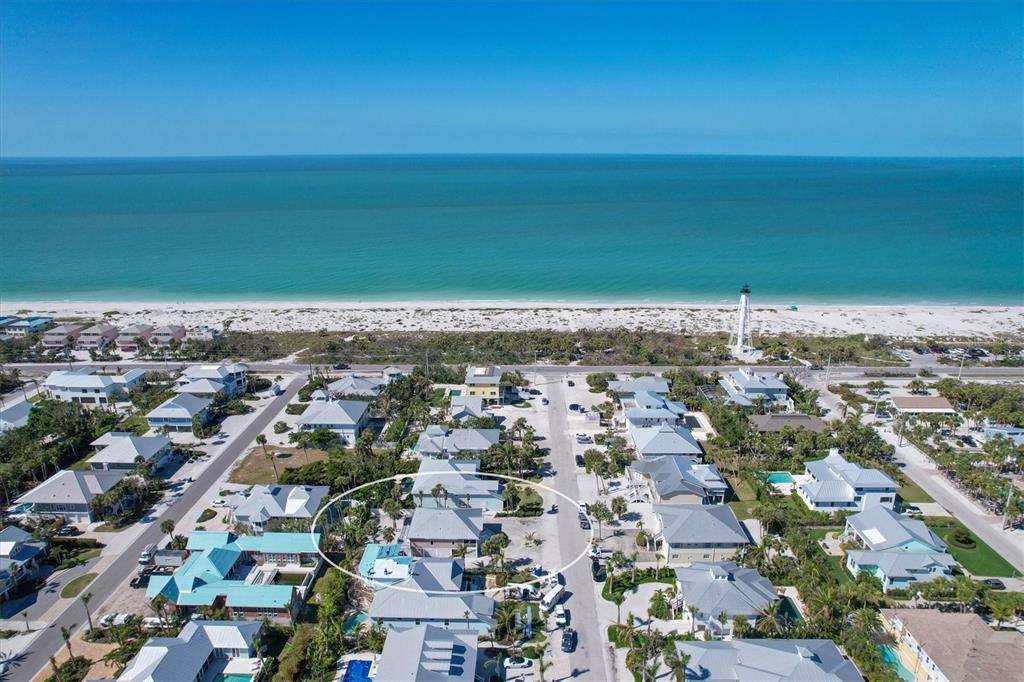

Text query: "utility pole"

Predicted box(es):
[1003, 485, 1015, 530]
[957, 353, 966, 381]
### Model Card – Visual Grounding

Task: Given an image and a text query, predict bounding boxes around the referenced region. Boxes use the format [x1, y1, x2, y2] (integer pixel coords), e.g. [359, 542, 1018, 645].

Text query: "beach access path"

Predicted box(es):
[13, 376, 305, 682]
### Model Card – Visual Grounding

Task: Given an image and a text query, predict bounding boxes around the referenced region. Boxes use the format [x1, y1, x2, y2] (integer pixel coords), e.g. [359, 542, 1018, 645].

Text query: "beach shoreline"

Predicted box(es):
[2, 300, 1021, 338]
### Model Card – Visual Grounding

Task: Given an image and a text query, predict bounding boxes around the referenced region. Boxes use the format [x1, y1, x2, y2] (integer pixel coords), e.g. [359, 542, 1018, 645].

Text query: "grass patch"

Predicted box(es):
[894, 473, 934, 504]
[60, 572, 97, 598]
[197, 508, 217, 523]
[430, 388, 448, 408]
[510, 401, 530, 408]
[928, 519, 1018, 578]
[118, 411, 152, 436]
[272, 623, 315, 682]
[727, 476, 756, 502]
[228, 445, 328, 485]
[273, 572, 308, 586]
[805, 527, 852, 584]
[727, 500, 759, 520]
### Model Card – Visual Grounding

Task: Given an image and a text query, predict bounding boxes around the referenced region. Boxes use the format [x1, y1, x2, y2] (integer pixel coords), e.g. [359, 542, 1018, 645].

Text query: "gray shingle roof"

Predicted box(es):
[411, 459, 500, 500]
[369, 558, 495, 624]
[233, 484, 330, 523]
[677, 639, 864, 682]
[327, 375, 387, 397]
[655, 504, 749, 546]
[375, 625, 479, 682]
[407, 507, 482, 542]
[674, 561, 778, 620]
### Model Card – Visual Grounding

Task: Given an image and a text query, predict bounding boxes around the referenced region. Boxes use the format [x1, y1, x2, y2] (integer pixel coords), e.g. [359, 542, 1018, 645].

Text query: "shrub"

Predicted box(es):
[273, 421, 289, 434]
[197, 509, 217, 523]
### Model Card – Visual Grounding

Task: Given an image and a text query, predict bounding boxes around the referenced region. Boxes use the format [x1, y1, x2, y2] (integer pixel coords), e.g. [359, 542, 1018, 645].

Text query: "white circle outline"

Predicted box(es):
[310, 470, 595, 595]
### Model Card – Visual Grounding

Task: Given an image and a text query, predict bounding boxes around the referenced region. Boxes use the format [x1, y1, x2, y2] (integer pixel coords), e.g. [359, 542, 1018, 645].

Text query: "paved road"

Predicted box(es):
[15, 378, 304, 681]
[546, 380, 610, 681]
[10, 361, 1024, 380]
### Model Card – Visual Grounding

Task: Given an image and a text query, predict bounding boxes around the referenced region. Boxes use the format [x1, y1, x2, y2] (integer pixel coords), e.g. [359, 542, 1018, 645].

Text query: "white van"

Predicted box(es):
[138, 543, 156, 565]
[540, 584, 564, 613]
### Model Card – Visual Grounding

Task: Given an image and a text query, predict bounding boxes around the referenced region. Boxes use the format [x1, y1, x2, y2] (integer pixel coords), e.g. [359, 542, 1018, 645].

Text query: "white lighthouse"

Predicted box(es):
[729, 284, 753, 357]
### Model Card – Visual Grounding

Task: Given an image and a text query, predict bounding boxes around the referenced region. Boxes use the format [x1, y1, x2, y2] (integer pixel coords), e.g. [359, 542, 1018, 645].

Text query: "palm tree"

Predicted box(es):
[256, 434, 277, 481]
[756, 600, 784, 636]
[381, 526, 396, 543]
[732, 614, 750, 638]
[662, 646, 689, 682]
[452, 544, 469, 560]
[988, 601, 1014, 629]
[81, 591, 94, 631]
[431, 483, 445, 508]
[160, 518, 176, 540]
[630, 551, 639, 583]
[717, 609, 730, 636]
[850, 607, 882, 636]
[536, 641, 552, 682]
[612, 592, 625, 625]
[60, 625, 74, 658]
[687, 605, 699, 634]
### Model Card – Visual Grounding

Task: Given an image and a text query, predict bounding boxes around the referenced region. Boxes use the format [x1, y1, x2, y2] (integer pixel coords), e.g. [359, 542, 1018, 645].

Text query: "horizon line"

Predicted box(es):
[2, 152, 1023, 162]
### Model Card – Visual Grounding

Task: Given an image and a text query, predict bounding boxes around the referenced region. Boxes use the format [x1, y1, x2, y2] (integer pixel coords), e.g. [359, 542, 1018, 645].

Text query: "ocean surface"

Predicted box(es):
[1, 155, 1021, 304]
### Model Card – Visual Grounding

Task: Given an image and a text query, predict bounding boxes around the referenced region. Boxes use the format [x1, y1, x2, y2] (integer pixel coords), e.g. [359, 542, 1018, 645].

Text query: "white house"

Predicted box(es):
[369, 558, 495, 634]
[296, 400, 369, 444]
[652, 504, 750, 565]
[719, 368, 793, 409]
[117, 620, 262, 682]
[87, 432, 173, 471]
[177, 364, 248, 397]
[147, 394, 213, 432]
[796, 449, 897, 512]
[411, 459, 502, 511]
[14, 470, 127, 524]
[43, 368, 146, 406]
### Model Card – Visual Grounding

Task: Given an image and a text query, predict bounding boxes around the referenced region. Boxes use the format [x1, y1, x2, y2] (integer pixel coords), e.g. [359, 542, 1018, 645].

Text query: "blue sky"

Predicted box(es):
[1, 1, 1021, 157]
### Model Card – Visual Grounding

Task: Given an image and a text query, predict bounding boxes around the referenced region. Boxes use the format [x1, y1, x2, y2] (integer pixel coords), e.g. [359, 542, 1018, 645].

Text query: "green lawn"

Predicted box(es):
[806, 527, 852, 585]
[727, 476, 756, 502]
[60, 572, 97, 598]
[928, 521, 1019, 578]
[894, 473, 934, 504]
[728, 500, 759, 520]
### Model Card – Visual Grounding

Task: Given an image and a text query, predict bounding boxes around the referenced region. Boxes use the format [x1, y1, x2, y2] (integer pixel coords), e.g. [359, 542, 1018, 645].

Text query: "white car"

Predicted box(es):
[100, 612, 132, 627]
[554, 604, 568, 626]
[211, 498, 227, 507]
[503, 656, 531, 670]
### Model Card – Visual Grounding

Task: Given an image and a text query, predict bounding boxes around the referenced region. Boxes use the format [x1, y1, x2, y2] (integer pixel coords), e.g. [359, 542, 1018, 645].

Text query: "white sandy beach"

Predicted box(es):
[2, 300, 1022, 338]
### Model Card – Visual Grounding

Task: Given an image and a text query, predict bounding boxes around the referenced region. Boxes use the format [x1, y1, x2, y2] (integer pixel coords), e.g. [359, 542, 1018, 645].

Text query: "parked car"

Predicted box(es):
[542, 397, 549, 405]
[808, 364, 823, 371]
[591, 559, 606, 582]
[55, 526, 80, 537]
[554, 604, 567, 627]
[141, 617, 165, 630]
[561, 628, 577, 652]
[332, 362, 350, 370]
[578, 501, 589, 514]
[575, 454, 585, 467]
[568, 403, 580, 411]
[982, 578, 1006, 590]
[130, 574, 150, 589]
[100, 613, 133, 628]
[578, 515, 590, 530]
[211, 498, 228, 507]
[567, 380, 575, 387]
[504, 656, 531, 670]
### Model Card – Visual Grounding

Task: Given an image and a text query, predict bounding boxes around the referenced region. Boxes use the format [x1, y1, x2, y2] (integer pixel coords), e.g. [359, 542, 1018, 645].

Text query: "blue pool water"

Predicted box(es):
[879, 646, 914, 681]
[343, 611, 369, 633]
[342, 659, 372, 682]
[215, 675, 253, 682]
[765, 472, 795, 484]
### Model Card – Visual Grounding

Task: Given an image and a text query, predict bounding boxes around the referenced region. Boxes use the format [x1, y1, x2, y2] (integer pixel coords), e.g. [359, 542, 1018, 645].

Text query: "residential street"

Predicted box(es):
[11, 377, 305, 682]
[546, 379, 610, 681]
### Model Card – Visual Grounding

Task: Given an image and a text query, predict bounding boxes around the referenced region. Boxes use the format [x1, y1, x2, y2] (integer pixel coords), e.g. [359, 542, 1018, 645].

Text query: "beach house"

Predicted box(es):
[147, 394, 213, 432]
[14, 469, 127, 524]
[146, 531, 321, 623]
[626, 456, 727, 504]
[177, 363, 249, 397]
[629, 424, 704, 458]
[149, 325, 186, 349]
[88, 432, 173, 471]
[652, 504, 750, 565]
[358, 544, 415, 587]
[376, 625, 479, 682]
[463, 366, 504, 405]
[675, 639, 864, 682]
[0, 316, 52, 337]
[450, 395, 488, 422]
[75, 324, 119, 351]
[0, 526, 46, 603]
[842, 506, 955, 592]
[796, 450, 898, 512]
[41, 323, 86, 350]
[327, 374, 388, 398]
[880, 608, 1024, 682]
[674, 561, 779, 635]
[43, 367, 146, 406]
[295, 399, 369, 444]
[368, 557, 495, 634]
[115, 324, 155, 352]
[749, 413, 828, 434]
[116, 620, 262, 682]
[411, 458, 502, 511]
[607, 376, 671, 399]
[719, 368, 793, 409]
[407, 507, 483, 558]
[232, 484, 331, 533]
[415, 425, 500, 458]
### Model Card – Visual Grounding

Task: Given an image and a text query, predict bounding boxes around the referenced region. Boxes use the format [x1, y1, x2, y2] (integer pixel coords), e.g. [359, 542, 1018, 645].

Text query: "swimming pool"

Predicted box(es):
[765, 472, 795, 484]
[214, 675, 253, 682]
[342, 659, 372, 682]
[343, 611, 369, 633]
[879, 646, 914, 681]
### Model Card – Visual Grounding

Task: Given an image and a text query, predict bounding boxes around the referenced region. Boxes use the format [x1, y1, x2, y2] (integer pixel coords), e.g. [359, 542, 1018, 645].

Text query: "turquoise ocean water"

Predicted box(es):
[1, 155, 1020, 304]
